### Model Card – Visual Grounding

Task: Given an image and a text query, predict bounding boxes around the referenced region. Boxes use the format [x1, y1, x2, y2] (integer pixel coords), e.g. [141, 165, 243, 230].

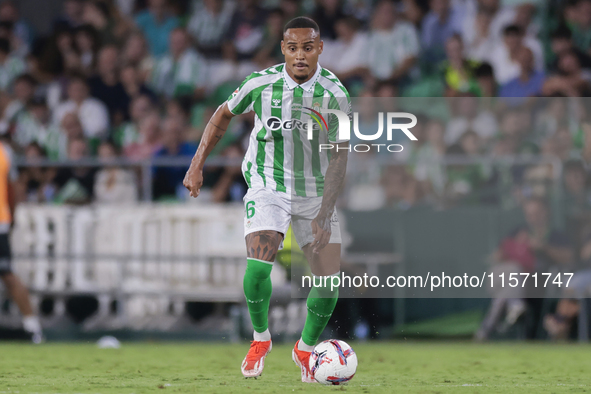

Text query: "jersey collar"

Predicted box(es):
[282, 63, 322, 93]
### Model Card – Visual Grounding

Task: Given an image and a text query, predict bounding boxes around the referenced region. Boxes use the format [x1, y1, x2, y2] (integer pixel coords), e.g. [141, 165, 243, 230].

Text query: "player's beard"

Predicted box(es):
[293, 65, 314, 82]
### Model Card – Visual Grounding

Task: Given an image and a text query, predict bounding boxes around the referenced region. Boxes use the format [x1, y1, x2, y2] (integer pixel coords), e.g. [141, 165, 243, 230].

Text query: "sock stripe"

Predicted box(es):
[247, 257, 274, 265]
[306, 305, 333, 318]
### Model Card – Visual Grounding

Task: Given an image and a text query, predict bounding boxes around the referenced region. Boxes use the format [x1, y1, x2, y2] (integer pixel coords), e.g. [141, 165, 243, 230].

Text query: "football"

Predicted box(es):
[309, 339, 358, 385]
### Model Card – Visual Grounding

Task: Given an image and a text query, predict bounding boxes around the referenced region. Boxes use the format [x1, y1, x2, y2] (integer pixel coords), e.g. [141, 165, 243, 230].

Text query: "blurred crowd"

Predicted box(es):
[1, 0, 591, 207]
[3, 0, 591, 341]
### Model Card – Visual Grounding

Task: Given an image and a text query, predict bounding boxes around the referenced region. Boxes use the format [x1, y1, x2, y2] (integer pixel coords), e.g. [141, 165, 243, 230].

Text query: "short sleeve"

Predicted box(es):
[226, 73, 260, 115]
[327, 91, 352, 143]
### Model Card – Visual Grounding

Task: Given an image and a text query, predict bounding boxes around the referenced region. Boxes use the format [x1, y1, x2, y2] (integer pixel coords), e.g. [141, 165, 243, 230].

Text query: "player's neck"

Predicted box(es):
[286, 64, 318, 86]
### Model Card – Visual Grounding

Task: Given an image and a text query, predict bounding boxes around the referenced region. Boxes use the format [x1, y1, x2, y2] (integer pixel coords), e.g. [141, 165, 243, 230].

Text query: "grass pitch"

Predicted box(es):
[0, 341, 590, 393]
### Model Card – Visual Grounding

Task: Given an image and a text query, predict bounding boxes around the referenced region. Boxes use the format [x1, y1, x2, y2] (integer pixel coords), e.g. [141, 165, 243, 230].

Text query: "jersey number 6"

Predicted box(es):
[246, 201, 256, 219]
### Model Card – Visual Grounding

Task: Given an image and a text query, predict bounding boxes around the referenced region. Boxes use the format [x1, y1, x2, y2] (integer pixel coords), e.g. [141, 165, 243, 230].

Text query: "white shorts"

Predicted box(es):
[243, 188, 341, 249]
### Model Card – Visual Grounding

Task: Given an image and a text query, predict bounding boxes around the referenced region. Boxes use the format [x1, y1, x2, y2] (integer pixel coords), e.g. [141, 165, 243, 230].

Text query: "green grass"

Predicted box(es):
[1, 342, 590, 393]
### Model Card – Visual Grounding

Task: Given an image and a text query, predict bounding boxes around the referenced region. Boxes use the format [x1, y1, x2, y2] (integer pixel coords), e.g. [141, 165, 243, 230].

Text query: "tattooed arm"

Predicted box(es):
[310, 141, 349, 253]
[184, 103, 235, 197]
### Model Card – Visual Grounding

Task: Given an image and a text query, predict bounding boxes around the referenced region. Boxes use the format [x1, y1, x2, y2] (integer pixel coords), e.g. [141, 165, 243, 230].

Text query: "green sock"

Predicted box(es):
[301, 273, 339, 347]
[243, 258, 273, 333]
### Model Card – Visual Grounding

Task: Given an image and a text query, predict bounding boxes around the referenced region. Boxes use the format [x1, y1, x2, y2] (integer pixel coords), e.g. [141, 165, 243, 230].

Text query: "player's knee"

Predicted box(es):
[245, 259, 273, 280]
[245, 231, 283, 262]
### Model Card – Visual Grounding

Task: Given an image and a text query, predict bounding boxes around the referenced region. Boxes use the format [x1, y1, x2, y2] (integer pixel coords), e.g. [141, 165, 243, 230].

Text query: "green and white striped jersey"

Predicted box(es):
[14, 111, 66, 160]
[0, 56, 25, 91]
[227, 63, 351, 197]
[150, 49, 206, 98]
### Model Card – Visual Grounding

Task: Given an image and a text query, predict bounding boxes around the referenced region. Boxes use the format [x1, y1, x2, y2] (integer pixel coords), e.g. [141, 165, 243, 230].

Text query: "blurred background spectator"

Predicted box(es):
[94, 139, 138, 203]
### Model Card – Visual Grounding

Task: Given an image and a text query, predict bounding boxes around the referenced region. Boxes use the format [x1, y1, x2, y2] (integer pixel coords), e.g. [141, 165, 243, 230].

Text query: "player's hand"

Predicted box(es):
[183, 164, 203, 198]
[310, 214, 331, 254]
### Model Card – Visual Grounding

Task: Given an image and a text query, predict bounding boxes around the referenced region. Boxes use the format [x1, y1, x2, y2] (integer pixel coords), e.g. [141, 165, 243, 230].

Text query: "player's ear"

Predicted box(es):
[318, 40, 324, 55]
[280, 40, 285, 55]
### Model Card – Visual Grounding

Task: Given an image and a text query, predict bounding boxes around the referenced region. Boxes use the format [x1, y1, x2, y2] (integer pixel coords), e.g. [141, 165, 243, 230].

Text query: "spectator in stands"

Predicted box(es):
[462, 0, 519, 59]
[54, 0, 85, 31]
[165, 97, 191, 124]
[223, 0, 267, 62]
[252, 8, 286, 68]
[488, 25, 544, 85]
[446, 95, 498, 146]
[421, 0, 464, 65]
[89, 45, 130, 125]
[51, 112, 84, 160]
[446, 131, 489, 204]
[52, 136, 96, 204]
[561, 160, 591, 217]
[400, 112, 427, 162]
[382, 165, 421, 210]
[121, 32, 154, 81]
[312, 0, 346, 40]
[344, 142, 385, 211]
[499, 47, 545, 106]
[38, 28, 80, 79]
[457, 129, 484, 156]
[517, 195, 573, 270]
[549, 26, 591, 74]
[463, 0, 516, 47]
[14, 142, 56, 203]
[402, 0, 427, 27]
[0, 73, 36, 135]
[53, 74, 110, 139]
[474, 62, 497, 97]
[347, 89, 386, 148]
[544, 223, 591, 340]
[94, 140, 138, 203]
[462, 7, 495, 62]
[150, 28, 206, 100]
[477, 197, 574, 340]
[134, 0, 179, 57]
[187, 0, 235, 59]
[440, 34, 481, 96]
[279, 0, 301, 21]
[497, 108, 538, 155]
[319, 16, 368, 85]
[540, 125, 578, 162]
[365, 1, 419, 85]
[73, 25, 100, 76]
[114, 94, 154, 150]
[0, 1, 33, 59]
[543, 50, 591, 96]
[566, 0, 591, 52]
[82, 1, 119, 46]
[533, 98, 568, 143]
[124, 111, 162, 159]
[0, 37, 25, 92]
[120, 64, 156, 103]
[13, 97, 63, 159]
[514, 3, 539, 39]
[412, 119, 447, 201]
[152, 116, 197, 199]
